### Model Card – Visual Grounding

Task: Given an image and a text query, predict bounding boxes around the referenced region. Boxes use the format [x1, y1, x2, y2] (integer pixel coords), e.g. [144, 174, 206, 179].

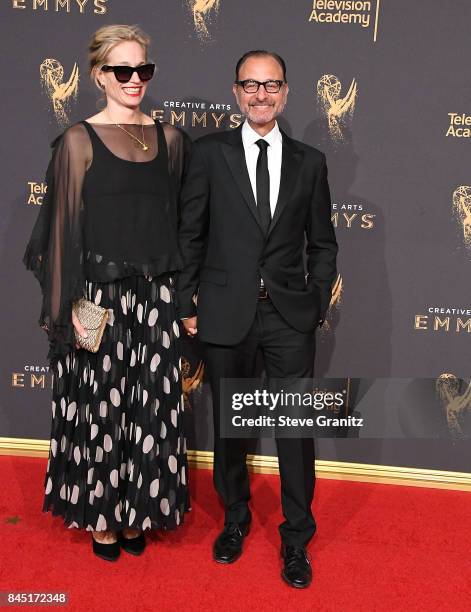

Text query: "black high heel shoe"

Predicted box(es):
[119, 531, 146, 556]
[92, 536, 120, 562]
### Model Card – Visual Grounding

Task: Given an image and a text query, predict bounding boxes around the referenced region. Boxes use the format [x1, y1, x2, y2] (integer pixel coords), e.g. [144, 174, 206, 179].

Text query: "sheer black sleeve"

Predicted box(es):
[162, 122, 192, 219]
[23, 124, 91, 362]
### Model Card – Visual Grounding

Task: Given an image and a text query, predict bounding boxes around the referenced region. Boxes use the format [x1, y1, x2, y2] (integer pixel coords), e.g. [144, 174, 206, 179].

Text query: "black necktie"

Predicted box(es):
[256, 139, 271, 234]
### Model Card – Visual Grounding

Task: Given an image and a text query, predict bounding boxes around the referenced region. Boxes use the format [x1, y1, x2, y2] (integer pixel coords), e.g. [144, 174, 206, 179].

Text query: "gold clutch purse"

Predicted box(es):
[72, 298, 109, 353]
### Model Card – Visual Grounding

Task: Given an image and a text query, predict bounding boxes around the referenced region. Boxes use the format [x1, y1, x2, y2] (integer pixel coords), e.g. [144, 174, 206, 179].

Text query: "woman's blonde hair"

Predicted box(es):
[89, 24, 151, 89]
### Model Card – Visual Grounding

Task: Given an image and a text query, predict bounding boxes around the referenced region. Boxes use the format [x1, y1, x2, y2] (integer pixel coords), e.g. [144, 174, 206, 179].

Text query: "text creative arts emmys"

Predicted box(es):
[12, 0, 108, 14]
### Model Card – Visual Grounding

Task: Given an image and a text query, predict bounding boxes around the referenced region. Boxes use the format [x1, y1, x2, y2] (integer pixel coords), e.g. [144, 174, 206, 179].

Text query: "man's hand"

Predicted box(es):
[182, 316, 198, 337]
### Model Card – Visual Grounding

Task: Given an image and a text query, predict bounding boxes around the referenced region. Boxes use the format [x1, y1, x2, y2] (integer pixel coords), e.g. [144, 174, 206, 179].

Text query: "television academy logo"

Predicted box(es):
[187, 0, 221, 42]
[28, 181, 47, 205]
[436, 373, 471, 439]
[446, 113, 471, 138]
[317, 74, 357, 142]
[452, 186, 471, 251]
[40, 58, 79, 127]
[308, 0, 381, 42]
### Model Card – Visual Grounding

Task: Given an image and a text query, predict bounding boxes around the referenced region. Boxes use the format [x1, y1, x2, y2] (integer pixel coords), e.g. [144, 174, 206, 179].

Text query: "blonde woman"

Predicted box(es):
[24, 25, 190, 561]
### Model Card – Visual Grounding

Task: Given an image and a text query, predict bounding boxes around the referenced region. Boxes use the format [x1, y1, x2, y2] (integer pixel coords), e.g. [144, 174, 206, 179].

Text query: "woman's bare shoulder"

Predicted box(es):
[85, 111, 155, 125]
[84, 111, 106, 124]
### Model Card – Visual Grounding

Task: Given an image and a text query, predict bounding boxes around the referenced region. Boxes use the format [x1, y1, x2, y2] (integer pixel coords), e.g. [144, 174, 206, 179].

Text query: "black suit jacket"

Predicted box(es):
[177, 124, 338, 346]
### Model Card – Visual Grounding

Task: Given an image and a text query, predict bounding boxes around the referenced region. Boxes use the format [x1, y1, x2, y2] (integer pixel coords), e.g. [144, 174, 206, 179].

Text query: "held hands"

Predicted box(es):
[182, 316, 198, 337]
[72, 309, 88, 349]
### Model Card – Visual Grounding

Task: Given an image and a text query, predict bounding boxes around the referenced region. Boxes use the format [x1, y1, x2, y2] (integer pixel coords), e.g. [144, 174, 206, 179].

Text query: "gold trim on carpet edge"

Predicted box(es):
[0, 437, 470, 492]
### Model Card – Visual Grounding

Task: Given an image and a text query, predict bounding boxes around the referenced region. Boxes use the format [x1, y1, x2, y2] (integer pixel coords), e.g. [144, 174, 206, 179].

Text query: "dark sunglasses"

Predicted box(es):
[101, 63, 155, 83]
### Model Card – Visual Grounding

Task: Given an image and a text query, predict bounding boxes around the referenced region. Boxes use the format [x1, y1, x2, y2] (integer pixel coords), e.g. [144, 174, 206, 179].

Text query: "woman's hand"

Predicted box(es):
[72, 309, 88, 349]
[182, 316, 197, 337]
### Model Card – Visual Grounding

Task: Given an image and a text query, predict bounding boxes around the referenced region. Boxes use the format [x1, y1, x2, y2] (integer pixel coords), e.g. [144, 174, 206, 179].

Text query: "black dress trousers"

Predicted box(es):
[203, 299, 317, 547]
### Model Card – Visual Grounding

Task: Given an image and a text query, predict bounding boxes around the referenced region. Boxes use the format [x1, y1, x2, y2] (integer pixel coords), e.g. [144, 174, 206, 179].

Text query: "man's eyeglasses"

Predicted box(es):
[101, 63, 155, 83]
[235, 79, 285, 94]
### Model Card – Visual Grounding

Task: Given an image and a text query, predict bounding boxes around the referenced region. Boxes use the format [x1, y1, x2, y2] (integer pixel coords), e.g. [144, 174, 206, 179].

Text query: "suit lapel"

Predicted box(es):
[220, 126, 305, 236]
[268, 132, 304, 237]
[221, 127, 263, 231]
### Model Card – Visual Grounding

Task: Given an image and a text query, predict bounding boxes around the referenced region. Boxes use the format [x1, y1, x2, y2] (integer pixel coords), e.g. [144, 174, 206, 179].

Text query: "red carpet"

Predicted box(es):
[0, 456, 470, 611]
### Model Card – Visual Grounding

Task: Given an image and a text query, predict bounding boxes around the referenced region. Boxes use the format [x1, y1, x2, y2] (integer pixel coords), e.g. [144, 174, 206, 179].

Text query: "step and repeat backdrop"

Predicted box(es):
[0, 0, 470, 472]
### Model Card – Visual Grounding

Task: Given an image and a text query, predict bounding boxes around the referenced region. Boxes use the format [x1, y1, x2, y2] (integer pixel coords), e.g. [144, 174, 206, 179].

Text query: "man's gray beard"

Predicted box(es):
[238, 101, 287, 124]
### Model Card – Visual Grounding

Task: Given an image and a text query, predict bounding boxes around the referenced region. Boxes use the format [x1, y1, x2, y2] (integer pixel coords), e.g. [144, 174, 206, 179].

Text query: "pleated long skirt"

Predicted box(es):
[44, 275, 190, 531]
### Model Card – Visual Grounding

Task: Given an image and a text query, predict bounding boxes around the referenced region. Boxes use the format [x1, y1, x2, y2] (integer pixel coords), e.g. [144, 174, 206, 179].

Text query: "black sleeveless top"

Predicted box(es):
[81, 120, 183, 281]
[24, 119, 190, 361]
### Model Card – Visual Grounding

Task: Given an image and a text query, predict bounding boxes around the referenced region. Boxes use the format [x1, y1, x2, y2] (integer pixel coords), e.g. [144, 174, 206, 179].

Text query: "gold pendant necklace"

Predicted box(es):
[115, 122, 149, 151]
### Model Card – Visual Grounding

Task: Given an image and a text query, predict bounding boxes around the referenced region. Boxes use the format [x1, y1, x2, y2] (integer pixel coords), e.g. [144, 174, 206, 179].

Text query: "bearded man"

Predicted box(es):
[177, 50, 338, 588]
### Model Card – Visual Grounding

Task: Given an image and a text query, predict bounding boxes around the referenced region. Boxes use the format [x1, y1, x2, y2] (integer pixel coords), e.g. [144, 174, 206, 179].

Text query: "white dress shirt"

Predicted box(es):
[241, 120, 282, 216]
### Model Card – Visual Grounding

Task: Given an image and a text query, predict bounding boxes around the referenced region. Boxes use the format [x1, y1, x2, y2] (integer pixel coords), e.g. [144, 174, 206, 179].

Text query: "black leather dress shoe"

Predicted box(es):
[281, 544, 312, 588]
[213, 522, 250, 564]
[119, 532, 146, 556]
[92, 537, 120, 562]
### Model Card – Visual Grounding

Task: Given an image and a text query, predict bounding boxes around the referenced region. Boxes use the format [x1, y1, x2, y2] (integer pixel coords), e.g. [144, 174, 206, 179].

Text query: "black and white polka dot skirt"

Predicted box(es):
[44, 275, 190, 532]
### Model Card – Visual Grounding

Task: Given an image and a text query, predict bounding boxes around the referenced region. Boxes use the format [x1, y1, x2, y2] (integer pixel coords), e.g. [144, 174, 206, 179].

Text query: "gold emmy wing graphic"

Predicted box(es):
[322, 274, 343, 331]
[436, 373, 471, 439]
[317, 75, 357, 142]
[40, 59, 79, 128]
[187, 0, 220, 41]
[181, 357, 205, 408]
[452, 186, 471, 250]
